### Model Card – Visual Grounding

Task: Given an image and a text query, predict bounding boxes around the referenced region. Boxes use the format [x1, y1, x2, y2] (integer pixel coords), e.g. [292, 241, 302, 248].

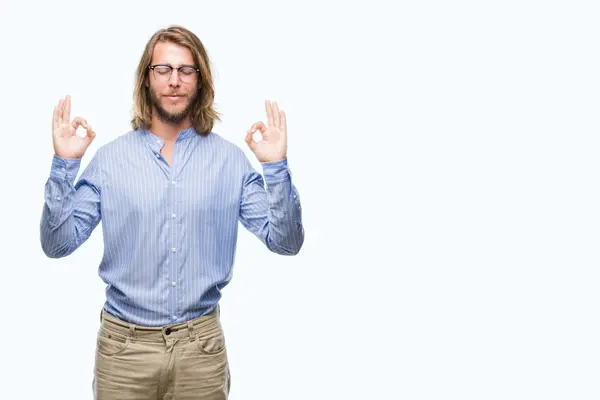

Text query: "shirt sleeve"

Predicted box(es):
[40, 152, 102, 258]
[238, 157, 304, 255]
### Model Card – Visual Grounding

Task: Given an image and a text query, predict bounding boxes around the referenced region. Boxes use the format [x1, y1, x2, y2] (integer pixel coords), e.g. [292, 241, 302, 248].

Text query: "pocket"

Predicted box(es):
[96, 328, 130, 357]
[195, 330, 226, 356]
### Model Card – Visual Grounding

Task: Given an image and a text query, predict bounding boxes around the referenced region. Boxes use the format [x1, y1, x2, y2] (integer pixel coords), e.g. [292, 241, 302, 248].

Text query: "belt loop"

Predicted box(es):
[130, 324, 137, 343]
[187, 321, 195, 342]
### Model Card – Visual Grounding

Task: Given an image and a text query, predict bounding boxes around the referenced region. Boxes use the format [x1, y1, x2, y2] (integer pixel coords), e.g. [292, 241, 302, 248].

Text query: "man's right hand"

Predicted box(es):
[52, 95, 96, 159]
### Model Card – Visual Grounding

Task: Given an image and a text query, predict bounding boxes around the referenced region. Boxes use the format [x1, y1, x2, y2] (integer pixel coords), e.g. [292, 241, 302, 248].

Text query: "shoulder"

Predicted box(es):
[203, 131, 251, 165]
[93, 130, 140, 159]
[100, 130, 140, 151]
[203, 131, 241, 152]
[202, 131, 257, 178]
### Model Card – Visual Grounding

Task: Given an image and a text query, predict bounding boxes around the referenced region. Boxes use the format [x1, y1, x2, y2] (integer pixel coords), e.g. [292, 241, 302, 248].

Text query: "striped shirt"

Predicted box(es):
[40, 127, 304, 326]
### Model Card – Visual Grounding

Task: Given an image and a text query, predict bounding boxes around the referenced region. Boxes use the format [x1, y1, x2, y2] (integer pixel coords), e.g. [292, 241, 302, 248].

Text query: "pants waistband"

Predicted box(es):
[100, 306, 221, 342]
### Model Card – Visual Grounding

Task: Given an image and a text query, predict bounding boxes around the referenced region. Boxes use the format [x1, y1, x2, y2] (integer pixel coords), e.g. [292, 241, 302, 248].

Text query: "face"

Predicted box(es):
[147, 41, 199, 125]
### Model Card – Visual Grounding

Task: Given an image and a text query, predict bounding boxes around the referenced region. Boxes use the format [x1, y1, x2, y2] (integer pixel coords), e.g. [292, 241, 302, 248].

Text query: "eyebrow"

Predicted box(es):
[151, 63, 197, 68]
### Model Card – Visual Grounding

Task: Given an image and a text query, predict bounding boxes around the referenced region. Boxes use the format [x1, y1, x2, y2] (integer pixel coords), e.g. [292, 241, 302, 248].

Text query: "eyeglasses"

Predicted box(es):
[149, 64, 200, 83]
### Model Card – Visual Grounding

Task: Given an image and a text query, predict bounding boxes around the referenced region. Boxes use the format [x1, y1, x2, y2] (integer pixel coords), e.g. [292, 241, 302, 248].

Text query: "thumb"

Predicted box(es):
[84, 125, 96, 143]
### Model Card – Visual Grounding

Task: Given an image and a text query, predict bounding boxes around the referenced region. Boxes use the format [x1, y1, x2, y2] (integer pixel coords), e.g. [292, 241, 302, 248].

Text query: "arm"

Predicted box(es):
[41, 94, 100, 258]
[241, 100, 304, 255]
[239, 157, 304, 255]
[40, 153, 102, 258]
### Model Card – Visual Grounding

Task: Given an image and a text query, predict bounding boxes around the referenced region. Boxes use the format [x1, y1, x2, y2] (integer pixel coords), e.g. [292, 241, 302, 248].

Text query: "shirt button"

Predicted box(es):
[155, 153, 160, 158]
[172, 247, 177, 253]
[171, 181, 176, 186]
[156, 139, 161, 144]
[172, 315, 177, 321]
[171, 281, 176, 287]
[171, 213, 176, 219]
[56, 196, 61, 201]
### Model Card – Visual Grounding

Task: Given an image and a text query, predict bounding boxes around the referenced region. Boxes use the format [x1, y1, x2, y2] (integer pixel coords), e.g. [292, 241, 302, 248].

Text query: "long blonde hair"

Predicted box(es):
[131, 25, 220, 136]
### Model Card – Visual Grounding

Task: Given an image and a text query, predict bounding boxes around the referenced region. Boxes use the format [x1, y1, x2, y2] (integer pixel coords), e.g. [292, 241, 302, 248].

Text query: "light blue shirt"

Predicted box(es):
[40, 128, 304, 326]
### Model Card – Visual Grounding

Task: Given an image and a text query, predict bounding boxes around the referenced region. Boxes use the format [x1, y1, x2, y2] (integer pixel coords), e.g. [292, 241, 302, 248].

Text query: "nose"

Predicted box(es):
[168, 69, 180, 87]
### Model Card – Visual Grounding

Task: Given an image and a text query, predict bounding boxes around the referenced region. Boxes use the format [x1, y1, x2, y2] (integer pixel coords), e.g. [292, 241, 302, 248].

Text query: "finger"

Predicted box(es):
[57, 99, 65, 123]
[86, 127, 96, 141]
[245, 130, 257, 151]
[63, 95, 71, 123]
[53, 105, 60, 133]
[71, 117, 88, 135]
[271, 101, 281, 129]
[265, 100, 274, 127]
[250, 121, 267, 134]
[71, 117, 88, 128]
[280, 110, 287, 134]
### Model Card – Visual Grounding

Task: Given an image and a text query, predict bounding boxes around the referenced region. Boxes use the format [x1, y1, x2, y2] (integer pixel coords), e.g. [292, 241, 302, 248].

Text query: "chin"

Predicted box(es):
[168, 106, 186, 115]
[162, 102, 187, 112]
[165, 101, 184, 108]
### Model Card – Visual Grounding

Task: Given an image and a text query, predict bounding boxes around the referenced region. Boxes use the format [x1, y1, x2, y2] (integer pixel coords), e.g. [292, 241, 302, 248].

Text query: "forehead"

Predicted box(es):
[151, 41, 195, 65]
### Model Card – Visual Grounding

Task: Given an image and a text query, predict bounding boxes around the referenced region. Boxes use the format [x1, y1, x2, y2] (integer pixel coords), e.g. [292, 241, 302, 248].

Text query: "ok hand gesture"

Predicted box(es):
[52, 95, 96, 159]
[245, 100, 288, 163]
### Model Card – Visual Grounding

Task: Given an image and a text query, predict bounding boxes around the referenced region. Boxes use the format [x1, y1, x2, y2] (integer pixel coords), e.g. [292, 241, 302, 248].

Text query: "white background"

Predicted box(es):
[0, 0, 599, 399]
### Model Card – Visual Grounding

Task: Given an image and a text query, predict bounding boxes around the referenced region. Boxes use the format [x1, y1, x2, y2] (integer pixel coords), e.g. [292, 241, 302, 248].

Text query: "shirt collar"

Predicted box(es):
[140, 127, 197, 150]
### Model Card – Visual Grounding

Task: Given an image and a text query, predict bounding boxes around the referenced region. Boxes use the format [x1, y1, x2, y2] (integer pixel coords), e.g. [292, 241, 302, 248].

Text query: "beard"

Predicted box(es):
[149, 87, 198, 126]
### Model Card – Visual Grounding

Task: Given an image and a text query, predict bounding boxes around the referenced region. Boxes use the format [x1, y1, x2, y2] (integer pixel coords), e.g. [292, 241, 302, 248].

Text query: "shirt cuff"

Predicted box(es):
[261, 158, 290, 185]
[50, 154, 82, 184]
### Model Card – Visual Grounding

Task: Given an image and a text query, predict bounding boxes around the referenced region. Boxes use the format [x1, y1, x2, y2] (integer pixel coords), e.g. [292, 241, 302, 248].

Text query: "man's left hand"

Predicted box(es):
[245, 100, 288, 163]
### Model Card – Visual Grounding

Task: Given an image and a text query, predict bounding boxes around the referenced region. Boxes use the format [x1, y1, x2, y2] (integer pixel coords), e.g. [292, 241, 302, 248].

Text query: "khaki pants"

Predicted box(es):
[93, 306, 230, 399]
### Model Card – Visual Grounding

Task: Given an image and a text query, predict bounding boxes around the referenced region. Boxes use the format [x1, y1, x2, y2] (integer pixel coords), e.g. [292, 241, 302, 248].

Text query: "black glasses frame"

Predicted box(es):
[148, 64, 200, 81]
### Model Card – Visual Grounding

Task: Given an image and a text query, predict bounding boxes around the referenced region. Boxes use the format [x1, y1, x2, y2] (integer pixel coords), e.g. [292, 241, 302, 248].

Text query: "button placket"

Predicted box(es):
[169, 175, 178, 323]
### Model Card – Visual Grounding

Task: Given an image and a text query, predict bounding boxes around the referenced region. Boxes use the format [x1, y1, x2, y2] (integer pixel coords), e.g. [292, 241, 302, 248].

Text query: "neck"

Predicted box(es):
[149, 112, 192, 141]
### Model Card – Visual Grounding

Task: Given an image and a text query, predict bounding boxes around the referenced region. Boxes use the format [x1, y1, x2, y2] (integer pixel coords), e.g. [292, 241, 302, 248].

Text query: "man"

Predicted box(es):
[40, 25, 304, 399]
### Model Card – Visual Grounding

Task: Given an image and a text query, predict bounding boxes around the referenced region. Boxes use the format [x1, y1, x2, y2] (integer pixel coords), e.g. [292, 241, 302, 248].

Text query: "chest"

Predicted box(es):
[161, 142, 174, 165]
[100, 148, 242, 223]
